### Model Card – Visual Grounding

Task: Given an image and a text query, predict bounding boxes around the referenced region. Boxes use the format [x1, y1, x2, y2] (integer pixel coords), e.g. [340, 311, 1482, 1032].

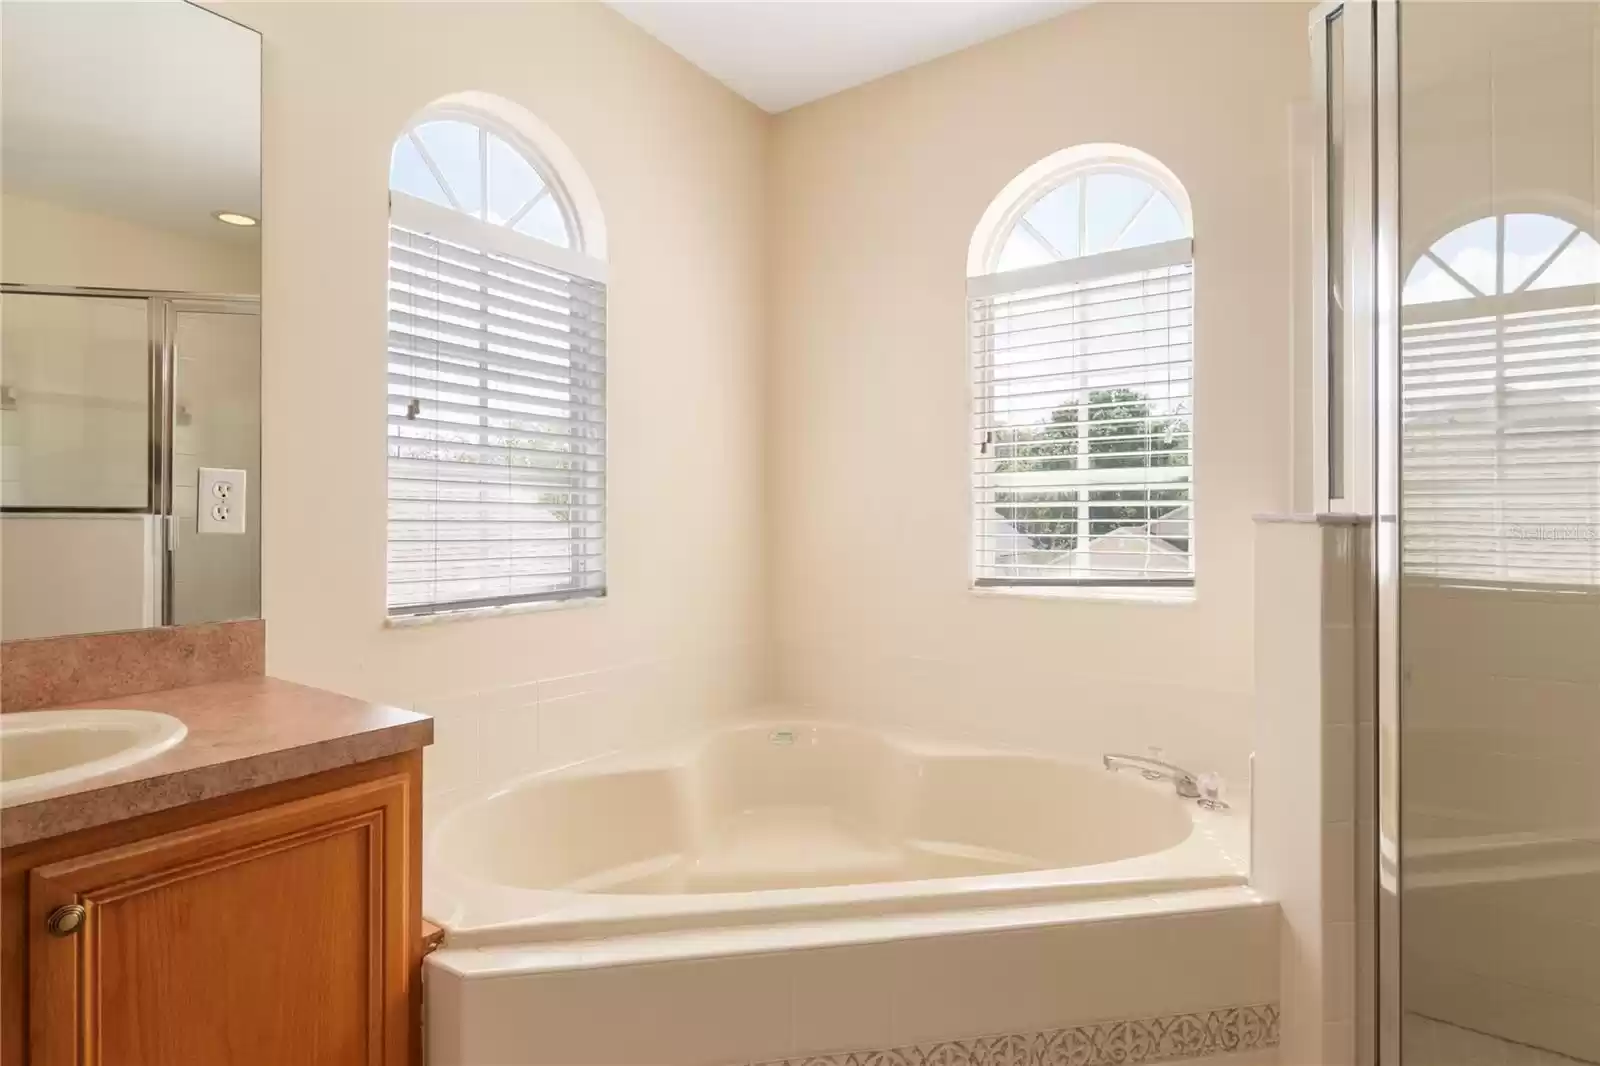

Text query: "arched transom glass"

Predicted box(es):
[1398, 212, 1600, 586]
[992, 166, 1191, 273]
[1403, 212, 1600, 304]
[389, 116, 575, 248]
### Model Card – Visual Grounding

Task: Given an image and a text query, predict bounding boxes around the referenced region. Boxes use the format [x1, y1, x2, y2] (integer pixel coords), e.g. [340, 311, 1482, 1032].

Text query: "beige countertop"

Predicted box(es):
[1, 677, 432, 849]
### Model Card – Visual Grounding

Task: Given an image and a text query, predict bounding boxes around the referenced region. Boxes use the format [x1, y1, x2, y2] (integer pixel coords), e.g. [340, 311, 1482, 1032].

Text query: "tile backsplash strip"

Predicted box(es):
[0, 618, 265, 712]
[415, 643, 764, 822]
[750, 1004, 1281, 1066]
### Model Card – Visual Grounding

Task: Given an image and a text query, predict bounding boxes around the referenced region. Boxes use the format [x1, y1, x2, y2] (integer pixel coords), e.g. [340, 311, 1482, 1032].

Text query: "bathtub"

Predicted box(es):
[424, 720, 1249, 948]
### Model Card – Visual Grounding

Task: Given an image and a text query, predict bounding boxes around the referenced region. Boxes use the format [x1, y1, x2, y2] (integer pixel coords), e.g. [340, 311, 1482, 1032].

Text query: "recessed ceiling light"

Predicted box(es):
[213, 211, 258, 227]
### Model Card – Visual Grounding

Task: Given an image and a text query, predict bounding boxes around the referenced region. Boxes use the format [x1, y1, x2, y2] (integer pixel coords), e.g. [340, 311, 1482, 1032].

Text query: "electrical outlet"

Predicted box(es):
[197, 467, 246, 534]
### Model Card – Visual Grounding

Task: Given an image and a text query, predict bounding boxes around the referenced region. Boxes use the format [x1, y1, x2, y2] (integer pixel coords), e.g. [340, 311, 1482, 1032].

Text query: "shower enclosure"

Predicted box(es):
[0, 286, 261, 637]
[1315, 3, 1600, 1063]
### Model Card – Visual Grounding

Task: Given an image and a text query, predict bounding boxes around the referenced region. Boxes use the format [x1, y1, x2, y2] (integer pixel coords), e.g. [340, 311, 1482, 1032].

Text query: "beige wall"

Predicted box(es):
[766, 2, 1311, 779]
[221, 1, 769, 805]
[1, 191, 260, 294]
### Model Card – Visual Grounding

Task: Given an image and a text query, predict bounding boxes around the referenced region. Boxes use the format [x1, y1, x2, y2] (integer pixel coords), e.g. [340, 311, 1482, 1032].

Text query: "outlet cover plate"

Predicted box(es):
[197, 467, 247, 534]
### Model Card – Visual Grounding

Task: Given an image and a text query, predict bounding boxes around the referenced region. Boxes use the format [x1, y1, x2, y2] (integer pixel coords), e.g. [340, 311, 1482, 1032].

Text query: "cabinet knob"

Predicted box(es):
[45, 904, 85, 937]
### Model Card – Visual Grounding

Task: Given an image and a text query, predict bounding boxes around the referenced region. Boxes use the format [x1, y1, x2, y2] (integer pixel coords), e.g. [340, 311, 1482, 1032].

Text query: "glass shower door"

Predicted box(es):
[0, 291, 161, 639]
[0, 292, 153, 510]
[1397, 4, 1600, 1062]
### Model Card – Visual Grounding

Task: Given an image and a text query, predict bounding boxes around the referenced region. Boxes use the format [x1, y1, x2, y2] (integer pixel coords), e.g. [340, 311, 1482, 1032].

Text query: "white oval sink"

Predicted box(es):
[0, 709, 187, 807]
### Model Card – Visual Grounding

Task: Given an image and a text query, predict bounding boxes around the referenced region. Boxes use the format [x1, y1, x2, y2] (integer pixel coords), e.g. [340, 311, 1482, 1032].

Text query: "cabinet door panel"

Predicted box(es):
[29, 774, 412, 1066]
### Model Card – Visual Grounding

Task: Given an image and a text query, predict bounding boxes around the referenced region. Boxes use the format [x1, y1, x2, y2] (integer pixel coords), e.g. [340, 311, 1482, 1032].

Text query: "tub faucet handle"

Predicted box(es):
[1102, 752, 1202, 799]
[1140, 746, 1166, 782]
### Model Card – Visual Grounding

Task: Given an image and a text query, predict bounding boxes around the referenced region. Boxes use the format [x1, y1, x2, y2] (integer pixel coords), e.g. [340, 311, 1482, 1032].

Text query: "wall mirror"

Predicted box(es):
[0, 0, 262, 641]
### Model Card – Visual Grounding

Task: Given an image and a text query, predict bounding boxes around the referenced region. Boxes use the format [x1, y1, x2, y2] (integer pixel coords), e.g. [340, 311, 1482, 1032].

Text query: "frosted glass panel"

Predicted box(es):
[0, 293, 150, 509]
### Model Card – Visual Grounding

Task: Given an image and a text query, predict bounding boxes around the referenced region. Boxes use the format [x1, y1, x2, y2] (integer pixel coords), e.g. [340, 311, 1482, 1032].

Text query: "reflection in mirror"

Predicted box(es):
[0, 1, 262, 641]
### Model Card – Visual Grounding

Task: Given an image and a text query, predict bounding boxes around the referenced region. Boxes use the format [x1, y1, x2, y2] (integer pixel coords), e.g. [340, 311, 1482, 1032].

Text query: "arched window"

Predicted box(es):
[386, 98, 607, 619]
[1401, 211, 1600, 585]
[968, 145, 1195, 590]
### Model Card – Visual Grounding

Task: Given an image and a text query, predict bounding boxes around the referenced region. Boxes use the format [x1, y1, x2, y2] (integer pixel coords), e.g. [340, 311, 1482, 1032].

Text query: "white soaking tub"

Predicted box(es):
[424, 720, 1249, 948]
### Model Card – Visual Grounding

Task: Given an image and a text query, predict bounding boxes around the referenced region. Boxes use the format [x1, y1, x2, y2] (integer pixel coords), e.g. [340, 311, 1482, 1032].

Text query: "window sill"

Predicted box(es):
[384, 593, 606, 628]
[970, 584, 1196, 606]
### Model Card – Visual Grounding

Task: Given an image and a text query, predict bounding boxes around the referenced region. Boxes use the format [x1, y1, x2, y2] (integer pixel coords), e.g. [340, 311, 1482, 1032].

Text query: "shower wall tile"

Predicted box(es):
[1407, 874, 1600, 1009]
[1321, 821, 1355, 926]
[1251, 516, 1368, 1066]
[1402, 578, 1600, 1058]
[477, 696, 541, 783]
[1405, 584, 1600, 686]
[411, 642, 762, 810]
[774, 641, 1253, 788]
[1323, 724, 1355, 822]
[537, 688, 623, 771]
[1406, 958, 1600, 1064]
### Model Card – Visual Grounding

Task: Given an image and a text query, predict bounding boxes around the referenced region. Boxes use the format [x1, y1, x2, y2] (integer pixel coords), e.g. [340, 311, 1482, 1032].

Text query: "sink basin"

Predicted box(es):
[0, 709, 187, 807]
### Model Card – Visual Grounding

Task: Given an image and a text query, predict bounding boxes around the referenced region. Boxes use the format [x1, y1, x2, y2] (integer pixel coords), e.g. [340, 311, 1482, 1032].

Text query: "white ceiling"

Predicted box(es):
[605, 1, 1085, 113]
[1, 0, 260, 241]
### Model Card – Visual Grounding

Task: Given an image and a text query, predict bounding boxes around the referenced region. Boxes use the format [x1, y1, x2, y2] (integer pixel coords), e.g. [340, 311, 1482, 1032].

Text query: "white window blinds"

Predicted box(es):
[1401, 284, 1600, 586]
[971, 238, 1195, 587]
[387, 197, 606, 617]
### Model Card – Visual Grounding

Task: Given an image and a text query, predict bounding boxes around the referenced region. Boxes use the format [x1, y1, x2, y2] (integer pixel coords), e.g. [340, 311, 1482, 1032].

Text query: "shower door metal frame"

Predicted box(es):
[1310, 2, 1400, 1062]
[1372, 5, 1401, 1065]
[0, 283, 260, 627]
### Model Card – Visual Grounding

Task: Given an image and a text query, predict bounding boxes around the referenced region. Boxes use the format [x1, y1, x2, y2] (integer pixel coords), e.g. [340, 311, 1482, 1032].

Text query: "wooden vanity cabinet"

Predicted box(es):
[1, 751, 422, 1066]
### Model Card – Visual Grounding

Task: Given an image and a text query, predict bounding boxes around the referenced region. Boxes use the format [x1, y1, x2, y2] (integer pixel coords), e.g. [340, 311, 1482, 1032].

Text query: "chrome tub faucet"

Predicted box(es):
[1103, 752, 1201, 797]
[1103, 751, 1228, 809]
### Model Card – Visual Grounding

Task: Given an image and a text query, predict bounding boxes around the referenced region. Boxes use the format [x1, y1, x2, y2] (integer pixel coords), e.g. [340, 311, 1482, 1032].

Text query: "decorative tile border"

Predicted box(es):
[0, 619, 265, 712]
[753, 1004, 1279, 1066]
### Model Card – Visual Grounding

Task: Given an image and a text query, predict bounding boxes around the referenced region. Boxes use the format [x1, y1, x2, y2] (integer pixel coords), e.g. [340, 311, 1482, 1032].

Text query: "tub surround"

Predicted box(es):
[423, 718, 1272, 1066]
[0, 618, 265, 713]
[0, 676, 432, 847]
[426, 887, 1280, 1066]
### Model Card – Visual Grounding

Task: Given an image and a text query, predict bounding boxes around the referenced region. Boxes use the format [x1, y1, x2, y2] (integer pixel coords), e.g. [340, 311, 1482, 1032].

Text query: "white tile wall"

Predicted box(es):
[1404, 1013, 1596, 1066]
[415, 644, 763, 821]
[776, 643, 1254, 788]
[0, 514, 159, 639]
[1399, 578, 1600, 1061]
[1251, 517, 1367, 1066]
